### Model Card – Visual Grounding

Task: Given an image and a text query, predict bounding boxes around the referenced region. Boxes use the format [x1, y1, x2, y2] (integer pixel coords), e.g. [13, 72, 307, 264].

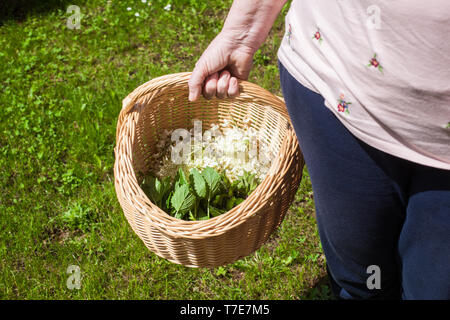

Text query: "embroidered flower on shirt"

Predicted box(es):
[337, 94, 352, 114]
[312, 28, 323, 44]
[367, 53, 383, 73]
[286, 23, 293, 47]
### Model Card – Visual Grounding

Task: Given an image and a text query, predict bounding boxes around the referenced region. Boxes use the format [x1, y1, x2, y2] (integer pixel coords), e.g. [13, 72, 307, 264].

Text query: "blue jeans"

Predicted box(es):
[278, 60, 450, 300]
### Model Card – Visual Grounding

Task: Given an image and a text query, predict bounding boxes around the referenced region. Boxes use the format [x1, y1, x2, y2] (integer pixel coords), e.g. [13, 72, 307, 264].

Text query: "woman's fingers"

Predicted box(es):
[216, 70, 230, 98]
[227, 76, 239, 98]
[203, 71, 237, 100]
[202, 71, 239, 100]
[188, 55, 240, 101]
[203, 72, 219, 99]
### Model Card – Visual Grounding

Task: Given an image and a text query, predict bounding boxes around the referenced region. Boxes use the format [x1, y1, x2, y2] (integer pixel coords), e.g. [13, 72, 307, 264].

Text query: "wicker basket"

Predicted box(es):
[114, 72, 304, 268]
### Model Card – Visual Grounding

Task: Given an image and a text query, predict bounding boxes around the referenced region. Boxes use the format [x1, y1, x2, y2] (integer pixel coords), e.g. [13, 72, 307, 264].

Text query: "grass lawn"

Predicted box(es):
[0, 0, 331, 299]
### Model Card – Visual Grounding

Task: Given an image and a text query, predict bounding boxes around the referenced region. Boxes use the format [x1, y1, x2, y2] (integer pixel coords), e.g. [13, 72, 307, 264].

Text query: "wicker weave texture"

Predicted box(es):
[114, 72, 304, 267]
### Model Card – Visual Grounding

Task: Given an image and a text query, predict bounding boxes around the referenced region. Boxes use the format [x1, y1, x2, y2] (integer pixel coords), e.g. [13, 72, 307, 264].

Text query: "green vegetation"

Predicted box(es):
[0, 0, 331, 299]
[142, 167, 258, 220]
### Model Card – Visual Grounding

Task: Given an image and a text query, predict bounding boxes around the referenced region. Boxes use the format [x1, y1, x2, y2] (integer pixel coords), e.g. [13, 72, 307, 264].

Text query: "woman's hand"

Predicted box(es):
[188, 0, 288, 102]
[188, 32, 255, 101]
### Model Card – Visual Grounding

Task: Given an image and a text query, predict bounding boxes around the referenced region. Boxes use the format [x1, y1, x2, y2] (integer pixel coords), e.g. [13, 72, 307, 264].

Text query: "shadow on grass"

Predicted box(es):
[303, 274, 336, 300]
[0, 0, 75, 26]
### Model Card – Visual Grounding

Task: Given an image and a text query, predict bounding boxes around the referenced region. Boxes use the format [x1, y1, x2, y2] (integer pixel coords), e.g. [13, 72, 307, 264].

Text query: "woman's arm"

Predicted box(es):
[188, 0, 288, 101]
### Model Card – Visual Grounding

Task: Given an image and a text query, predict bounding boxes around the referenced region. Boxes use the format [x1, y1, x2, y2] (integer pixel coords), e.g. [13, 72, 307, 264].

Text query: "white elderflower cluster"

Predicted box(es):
[148, 119, 274, 182]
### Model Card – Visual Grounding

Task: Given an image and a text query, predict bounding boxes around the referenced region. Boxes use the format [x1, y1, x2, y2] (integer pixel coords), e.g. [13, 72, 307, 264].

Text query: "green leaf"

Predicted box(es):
[282, 256, 294, 266]
[209, 205, 225, 218]
[164, 190, 174, 213]
[212, 193, 227, 207]
[142, 175, 173, 208]
[244, 172, 259, 195]
[189, 168, 207, 199]
[171, 184, 195, 217]
[160, 176, 173, 196]
[188, 211, 196, 221]
[174, 212, 184, 220]
[142, 176, 163, 206]
[234, 171, 259, 197]
[225, 197, 236, 211]
[229, 180, 239, 197]
[201, 167, 222, 198]
[215, 266, 227, 277]
[197, 207, 207, 220]
[174, 167, 188, 189]
[221, 172, 231, 189]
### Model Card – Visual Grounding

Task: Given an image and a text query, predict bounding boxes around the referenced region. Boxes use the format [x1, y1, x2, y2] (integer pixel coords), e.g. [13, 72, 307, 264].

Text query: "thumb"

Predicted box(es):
[188, 59, 210, 102]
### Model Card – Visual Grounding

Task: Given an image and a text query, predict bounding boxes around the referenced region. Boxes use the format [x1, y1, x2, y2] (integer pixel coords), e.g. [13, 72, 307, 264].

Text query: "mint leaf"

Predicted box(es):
[189, 168, 207, 199]
[171, 184, 195, 217]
